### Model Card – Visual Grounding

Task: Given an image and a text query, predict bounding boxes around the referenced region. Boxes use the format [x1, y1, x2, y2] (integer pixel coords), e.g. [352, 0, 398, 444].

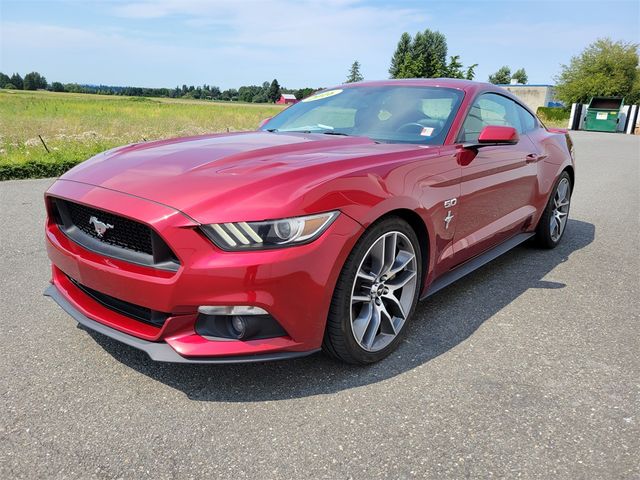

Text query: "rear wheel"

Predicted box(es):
[535, 171, 572, 249]
[323, 217, 422, 364]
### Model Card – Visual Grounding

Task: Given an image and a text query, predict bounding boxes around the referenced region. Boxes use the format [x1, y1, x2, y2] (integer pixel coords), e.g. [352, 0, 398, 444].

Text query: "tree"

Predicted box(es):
[238, 85, 263, 102]
[389, 32, 412, 78]
[390, 29, 476, 80]
[488, 66, 511, 84]
[295, 87, 316, 100]
[555, 38, 639, 105]
[465, 63, 478, 81]
[396, 52, 424, 78]
[443, 55, 478, 80]
[0, 72, 10, 88]
[50, 81, 65, 92]
[10, 73, 23, 90]
[413, 29, 448, 77]
[252, 92, 268, 103]
[444, 55, 464, 79]
[23, 73, 36, 90]
[208, 85, 221, 99]
[23, 71, 47, 90]
[267, 79, 281, 102]
[512, 68, 528, 84]
[220, 88, 238, 101]
[346, 61, 364, 83]
[629, 71, 640, 104]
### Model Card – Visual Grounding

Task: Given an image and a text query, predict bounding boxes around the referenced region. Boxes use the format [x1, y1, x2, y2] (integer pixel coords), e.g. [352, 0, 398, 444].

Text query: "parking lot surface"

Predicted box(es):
[1, 131, 638, 479]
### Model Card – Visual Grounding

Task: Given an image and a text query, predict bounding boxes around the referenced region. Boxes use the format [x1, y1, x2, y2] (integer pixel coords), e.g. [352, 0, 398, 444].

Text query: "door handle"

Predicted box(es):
[526, 153, 546, 163]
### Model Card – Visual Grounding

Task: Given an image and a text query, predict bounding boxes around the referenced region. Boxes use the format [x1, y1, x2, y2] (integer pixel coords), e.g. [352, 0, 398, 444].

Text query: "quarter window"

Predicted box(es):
[518, 105, 538, 132]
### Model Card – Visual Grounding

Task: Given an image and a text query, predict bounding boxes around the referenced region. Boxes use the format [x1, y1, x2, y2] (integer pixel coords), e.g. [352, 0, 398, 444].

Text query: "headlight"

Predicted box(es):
[200, 211, 339, 251]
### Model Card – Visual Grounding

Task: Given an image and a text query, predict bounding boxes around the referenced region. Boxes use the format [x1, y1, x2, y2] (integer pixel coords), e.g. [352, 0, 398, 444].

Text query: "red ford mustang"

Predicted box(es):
[44, 79, 575, 364]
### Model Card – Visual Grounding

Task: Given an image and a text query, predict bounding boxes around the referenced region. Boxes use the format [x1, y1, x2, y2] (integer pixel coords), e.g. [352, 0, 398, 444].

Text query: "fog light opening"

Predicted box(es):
[195, 306, 288, 341]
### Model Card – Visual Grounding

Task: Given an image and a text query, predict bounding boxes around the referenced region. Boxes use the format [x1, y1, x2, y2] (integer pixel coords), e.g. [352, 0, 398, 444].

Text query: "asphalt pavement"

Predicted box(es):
[1, 131, 638, 479]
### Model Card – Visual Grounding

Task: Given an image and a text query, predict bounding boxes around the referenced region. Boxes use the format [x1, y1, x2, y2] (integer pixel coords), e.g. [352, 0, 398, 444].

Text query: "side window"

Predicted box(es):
[518, 105, 538, 132]
[459, 93, 523, 143]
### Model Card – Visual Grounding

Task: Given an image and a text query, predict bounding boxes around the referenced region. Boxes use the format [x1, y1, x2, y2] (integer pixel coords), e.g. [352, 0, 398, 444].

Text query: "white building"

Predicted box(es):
[500, 84, 560, 112]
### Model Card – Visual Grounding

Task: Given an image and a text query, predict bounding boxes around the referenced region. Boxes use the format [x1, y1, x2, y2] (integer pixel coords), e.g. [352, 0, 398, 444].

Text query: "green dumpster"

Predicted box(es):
[584, 97, 623, 132]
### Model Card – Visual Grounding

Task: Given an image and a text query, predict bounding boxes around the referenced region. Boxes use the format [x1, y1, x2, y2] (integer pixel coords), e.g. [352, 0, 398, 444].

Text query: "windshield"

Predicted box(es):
[261, 86, 464, 145]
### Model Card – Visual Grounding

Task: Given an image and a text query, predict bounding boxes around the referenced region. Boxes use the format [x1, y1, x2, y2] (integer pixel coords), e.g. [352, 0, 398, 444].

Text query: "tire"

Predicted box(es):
[535, 171, 572, 249]
[322, 217, 423, 364]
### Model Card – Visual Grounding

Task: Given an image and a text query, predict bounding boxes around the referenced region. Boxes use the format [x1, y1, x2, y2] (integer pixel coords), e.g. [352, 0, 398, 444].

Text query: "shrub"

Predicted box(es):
[0, 158, 83, 181]
[537, 107, 570, 121]
[536, 107, 570, 128]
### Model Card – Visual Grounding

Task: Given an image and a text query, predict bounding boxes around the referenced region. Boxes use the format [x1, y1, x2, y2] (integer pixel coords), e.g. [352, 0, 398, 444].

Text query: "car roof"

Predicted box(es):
[336, 78, 495, 93]
[332, 78, 534, 116]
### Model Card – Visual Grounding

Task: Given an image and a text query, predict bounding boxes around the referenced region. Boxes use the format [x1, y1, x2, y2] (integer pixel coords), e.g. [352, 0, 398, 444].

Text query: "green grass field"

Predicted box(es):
[0, 90, 284, 180]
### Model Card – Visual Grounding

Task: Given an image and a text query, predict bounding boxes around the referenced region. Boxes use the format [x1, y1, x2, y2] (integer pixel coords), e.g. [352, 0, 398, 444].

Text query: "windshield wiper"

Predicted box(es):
[322, 131, 350, 136]
[270, 127, 350, 137]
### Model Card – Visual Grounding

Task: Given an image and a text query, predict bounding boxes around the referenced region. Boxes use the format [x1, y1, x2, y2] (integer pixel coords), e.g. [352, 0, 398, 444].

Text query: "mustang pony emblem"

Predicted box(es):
[444, 211, 454, 229]
[89, 216, 114, 237]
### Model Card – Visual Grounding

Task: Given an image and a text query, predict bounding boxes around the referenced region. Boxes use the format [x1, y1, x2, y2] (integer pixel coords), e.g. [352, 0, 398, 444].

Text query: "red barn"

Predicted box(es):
[276, 93, 298, 105]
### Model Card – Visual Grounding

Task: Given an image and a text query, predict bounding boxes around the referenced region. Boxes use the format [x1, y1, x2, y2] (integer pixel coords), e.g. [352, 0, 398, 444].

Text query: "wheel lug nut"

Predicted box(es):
[375, 298, 381, 305]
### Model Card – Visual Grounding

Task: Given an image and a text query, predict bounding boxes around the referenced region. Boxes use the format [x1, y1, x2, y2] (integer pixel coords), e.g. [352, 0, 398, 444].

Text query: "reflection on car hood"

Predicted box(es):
[61, 131, 437, 222]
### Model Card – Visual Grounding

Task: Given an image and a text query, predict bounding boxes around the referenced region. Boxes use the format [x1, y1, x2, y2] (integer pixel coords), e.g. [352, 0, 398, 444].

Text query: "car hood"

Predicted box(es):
[61, 131, 437, 223]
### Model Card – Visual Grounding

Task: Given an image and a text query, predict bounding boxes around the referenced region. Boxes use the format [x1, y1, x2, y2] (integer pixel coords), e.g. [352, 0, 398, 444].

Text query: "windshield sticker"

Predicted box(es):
[420, 127, 435, 136]
[378, 110, 392, 121]
[302, 89, 343, 102]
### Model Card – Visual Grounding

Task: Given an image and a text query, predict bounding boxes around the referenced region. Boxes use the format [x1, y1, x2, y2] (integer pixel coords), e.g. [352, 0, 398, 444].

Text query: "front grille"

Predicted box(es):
[68, 275, 169, 327]
[51, 198, 179, 271]
[65, 200, 153, 255]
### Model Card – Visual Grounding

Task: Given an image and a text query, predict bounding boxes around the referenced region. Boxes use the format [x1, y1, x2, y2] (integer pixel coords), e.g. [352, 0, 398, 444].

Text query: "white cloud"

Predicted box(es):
[112, 0, 427, 53]
[4, 0, 636, 87]
[1, 1, 428, 87]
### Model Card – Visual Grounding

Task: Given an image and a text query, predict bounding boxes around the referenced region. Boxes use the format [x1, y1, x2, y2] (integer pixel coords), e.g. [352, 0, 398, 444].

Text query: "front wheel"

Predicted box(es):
[323, 217, 422, 364]
[535, 171, 572, 249]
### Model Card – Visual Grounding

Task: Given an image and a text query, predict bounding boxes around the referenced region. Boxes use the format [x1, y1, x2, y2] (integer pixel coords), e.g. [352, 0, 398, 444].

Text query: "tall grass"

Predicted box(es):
[0, 90, 284, 179]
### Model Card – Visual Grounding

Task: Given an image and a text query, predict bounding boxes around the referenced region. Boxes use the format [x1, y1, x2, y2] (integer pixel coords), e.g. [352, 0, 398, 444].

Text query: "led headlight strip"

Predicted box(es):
[201, 211, 339, 251]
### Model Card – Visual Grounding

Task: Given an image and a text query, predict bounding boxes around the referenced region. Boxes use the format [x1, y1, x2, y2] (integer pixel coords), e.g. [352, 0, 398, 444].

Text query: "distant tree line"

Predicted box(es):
[0, 71, 48, 90]
[0, 71, 320, 103]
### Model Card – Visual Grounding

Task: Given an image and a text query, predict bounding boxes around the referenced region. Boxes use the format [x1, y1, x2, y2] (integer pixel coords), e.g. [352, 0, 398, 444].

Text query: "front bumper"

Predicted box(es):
[44, 284, 317, 363]
[44, 180, 363, 363]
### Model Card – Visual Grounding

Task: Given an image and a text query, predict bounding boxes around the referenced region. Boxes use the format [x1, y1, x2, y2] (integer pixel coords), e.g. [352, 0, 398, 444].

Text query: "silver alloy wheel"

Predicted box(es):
[550, 177, 571, 242]
[350, 231, 418, 352]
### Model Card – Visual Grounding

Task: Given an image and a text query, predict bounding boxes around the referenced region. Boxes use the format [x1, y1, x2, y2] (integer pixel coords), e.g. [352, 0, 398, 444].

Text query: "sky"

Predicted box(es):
[1, 0, 638, 90]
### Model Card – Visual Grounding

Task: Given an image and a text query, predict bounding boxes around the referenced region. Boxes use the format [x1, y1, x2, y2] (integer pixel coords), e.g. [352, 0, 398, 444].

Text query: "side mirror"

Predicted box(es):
[258, 117, 271, 129]
[465, 125, 519, 149]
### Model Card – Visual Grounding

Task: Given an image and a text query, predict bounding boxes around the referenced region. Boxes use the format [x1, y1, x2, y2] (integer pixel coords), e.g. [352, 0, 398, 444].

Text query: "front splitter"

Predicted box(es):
[44, 284, 319, 364]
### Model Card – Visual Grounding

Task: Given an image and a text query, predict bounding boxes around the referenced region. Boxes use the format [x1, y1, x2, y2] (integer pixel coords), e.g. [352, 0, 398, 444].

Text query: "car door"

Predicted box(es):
[451, 93, 539, 264]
